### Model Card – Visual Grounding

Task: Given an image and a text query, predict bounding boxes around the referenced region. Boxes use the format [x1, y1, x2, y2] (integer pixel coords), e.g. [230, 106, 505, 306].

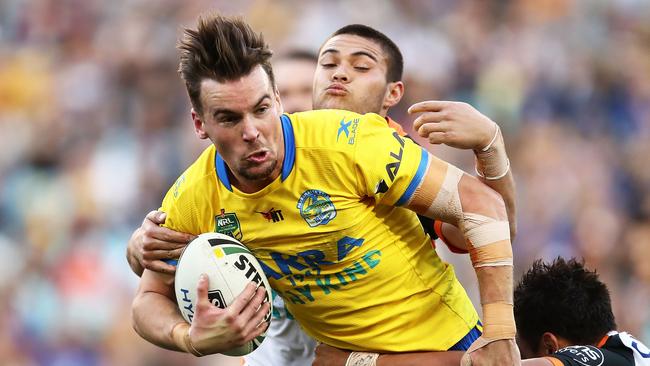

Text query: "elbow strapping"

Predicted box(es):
[463, 212, 512, 268]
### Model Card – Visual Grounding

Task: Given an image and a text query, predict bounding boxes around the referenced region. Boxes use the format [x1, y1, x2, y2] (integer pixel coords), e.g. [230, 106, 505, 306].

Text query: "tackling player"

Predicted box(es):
[313, 257, 650, 366]
[129, 13, 520, 366]
[515, 258, 650, 366]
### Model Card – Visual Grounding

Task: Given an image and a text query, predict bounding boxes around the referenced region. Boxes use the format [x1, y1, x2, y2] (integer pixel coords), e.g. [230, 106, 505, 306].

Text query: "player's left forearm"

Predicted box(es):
[453, 174, 515, 342]
[477, 170, 516, 241]
[474, 125, 517, 241]
[473, 265, 514, 339]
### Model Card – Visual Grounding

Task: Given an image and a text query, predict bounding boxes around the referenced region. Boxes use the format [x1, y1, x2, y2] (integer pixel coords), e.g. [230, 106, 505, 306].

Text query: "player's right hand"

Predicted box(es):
[188, 275, 270, 355]
[129, 210, 196, 275]
[408, 100, 497, 151]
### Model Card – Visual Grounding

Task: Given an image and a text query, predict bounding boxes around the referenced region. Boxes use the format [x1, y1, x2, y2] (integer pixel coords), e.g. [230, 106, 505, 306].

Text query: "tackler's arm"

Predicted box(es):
[403, 154, 519, 366]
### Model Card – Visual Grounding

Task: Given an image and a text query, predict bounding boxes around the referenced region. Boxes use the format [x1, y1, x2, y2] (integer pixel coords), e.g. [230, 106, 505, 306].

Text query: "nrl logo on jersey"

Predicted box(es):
[215, 209, 243, 240]
[297, 189, 337, 227]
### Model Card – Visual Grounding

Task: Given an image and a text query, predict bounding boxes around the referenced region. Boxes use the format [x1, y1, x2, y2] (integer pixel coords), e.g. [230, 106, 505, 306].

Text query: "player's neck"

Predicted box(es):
[230, 175, 277, 194]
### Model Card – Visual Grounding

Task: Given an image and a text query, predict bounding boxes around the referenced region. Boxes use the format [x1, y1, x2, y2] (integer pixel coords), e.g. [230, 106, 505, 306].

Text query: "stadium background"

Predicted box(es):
[1, 0, 649, 365]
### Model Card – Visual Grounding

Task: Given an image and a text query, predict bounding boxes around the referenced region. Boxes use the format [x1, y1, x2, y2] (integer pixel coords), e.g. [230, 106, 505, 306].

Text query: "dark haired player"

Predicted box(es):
[313, 257, 650, 366]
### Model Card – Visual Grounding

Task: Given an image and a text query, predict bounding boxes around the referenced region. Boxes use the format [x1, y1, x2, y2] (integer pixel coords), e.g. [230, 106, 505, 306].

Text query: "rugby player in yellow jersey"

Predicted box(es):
[126, 27, 516, 277]
[130, 13, 519, 366]
[126, 35, 512, 365]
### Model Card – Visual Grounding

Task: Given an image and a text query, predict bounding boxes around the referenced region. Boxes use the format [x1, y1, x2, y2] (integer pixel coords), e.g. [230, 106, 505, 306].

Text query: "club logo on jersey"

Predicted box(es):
[336, 117, 360, 145]
[256, 208, 284, 223]
[215, 209, 243, 240]
[556, 345, 604, 366]
[207, 289, 226, 309]
[297, 189, 337, 227]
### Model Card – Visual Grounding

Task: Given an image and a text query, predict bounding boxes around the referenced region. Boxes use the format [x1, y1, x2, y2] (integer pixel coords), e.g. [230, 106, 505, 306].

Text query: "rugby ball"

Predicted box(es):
[174, 232, 273, 356]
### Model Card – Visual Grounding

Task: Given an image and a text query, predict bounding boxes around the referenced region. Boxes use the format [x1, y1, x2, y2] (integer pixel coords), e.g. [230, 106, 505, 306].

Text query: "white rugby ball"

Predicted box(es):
[174, 232, 273, 356]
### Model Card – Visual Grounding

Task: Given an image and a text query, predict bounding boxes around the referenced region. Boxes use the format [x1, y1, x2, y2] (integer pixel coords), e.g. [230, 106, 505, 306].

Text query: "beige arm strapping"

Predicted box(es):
[406, 160, 515, 340]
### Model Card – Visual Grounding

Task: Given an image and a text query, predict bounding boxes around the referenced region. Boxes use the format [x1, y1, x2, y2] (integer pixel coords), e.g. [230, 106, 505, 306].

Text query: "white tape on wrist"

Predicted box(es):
[475, 159, 510, 180]
[345, 351, 380, 366]
[475, 124, 510, 180]
[480, 123, 500, 152]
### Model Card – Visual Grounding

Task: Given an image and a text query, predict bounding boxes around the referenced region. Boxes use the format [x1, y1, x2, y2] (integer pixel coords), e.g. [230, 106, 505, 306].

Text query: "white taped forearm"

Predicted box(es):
[464, 213, 512, 267]
[475, 124, 509, 180]
[463, 213, 510, 247]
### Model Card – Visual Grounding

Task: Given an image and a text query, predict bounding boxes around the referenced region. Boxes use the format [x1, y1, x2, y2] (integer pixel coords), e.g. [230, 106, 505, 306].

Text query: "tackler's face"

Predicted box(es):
[193, 65, 285, 193]
[313, 34, 391, 115]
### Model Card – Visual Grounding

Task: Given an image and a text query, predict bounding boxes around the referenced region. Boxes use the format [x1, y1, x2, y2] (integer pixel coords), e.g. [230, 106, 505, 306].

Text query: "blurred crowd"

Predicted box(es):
[0, 0, 649, 365]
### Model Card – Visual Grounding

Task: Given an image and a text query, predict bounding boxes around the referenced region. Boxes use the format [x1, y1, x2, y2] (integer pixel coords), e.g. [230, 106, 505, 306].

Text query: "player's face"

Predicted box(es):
[313, 34, 391, 115]
[274, 58, 316, 113]
[194, 66, 284, 193]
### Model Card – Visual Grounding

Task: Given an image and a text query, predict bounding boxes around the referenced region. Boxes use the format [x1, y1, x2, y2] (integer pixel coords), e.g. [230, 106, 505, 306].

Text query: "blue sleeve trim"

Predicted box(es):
[395, 148, 428, 206]
[215, 153, 232, 191]
[280, 114, 296, 181]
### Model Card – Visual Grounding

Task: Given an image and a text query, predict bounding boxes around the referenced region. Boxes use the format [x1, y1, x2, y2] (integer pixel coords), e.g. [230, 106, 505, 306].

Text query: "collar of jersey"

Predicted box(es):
[214, 114, 295, 193]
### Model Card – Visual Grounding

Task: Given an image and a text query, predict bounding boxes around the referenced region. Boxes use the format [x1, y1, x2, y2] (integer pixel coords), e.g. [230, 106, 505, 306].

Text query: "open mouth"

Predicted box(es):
[246, 150, 269, 163]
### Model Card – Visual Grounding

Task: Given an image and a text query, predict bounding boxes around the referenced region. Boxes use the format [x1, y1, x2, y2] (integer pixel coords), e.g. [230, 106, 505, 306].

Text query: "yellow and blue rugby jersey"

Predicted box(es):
[160, 109, 479, 352]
